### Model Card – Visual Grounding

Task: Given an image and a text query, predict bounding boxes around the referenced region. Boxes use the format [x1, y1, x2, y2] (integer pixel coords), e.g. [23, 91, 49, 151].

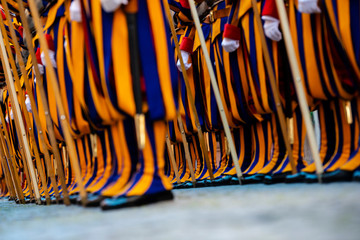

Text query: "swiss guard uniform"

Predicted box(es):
[168, 0, 293, 187]
[0, 0, 359, 206]
[165, 0, 359, 187]
[0, 0, 179, 207]
[257, 0, 360, 183]
[69, 0, 178, 209]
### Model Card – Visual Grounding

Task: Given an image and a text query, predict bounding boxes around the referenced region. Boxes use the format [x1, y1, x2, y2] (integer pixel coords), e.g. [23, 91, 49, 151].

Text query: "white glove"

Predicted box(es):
[221, 37, 240, 53]
[5, 115, 8, 123]
[41, 50, 57, 68]
[70, 0, 82, 22]
[262, 16, 282, 42]
[298, 0, 321, 14]
[10, 109, 13, 120]
[176, 50, 192, 72]
[25, 94, 32, 113]
[101, 0, 128, 13]
[33, 64, 44, 76]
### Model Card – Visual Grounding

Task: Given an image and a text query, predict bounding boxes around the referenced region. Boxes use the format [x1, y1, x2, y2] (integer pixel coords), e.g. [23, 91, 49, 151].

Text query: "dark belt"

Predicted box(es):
[196, 0, 224, 6]
[197, 0, 225, 20]
[203, 7, 230, 24]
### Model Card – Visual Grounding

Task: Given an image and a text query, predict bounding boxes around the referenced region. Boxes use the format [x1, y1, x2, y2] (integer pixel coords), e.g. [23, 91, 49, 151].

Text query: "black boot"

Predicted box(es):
[285, 172, 306, 183]
[322, 170, 353, 183]
[353, 170, 360, 182]
[264, 172, 291, 185]
[211, 175, 234, 186]
[304, 173, 321, 183]
[101, 191, 174, 211]
[85, 195, 107, 207]
[242, 174, 266, 184]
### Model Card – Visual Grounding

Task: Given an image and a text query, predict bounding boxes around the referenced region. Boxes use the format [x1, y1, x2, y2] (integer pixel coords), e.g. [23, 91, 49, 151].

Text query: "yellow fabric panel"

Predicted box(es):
[70, 21, 86, 109]
[147, 0, 177, 120]
[337, 0, 360, 79]
[91, 0, 122, 122]
[43, 0, 66, 31]
[223, 50, 243, 123]
[288, 0, 313, 106]
[101, 121, 132, 197]
[214, 42, 235, 127]
[112, 9, 135, 117]
[302, 14, 325, 99]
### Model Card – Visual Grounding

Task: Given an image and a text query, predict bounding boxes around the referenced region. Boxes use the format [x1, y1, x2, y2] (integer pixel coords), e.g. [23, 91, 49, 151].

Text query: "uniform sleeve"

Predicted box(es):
[179, 0, 190, 9]
[179, 25, 195, 54]
[180, 36, 194, 53]
[223, 2, 241, 41]
[223, 24, 241, 40]
[262, 0, 279, 19]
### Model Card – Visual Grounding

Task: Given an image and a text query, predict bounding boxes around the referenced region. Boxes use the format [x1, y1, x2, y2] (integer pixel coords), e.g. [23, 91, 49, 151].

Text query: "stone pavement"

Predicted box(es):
[1, 183, 360, 240]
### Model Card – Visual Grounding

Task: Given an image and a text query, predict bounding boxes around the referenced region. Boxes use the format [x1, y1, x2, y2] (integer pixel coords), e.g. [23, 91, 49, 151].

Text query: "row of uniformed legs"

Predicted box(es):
[59, 116, 174, 207]
[165, 96, 360, 186]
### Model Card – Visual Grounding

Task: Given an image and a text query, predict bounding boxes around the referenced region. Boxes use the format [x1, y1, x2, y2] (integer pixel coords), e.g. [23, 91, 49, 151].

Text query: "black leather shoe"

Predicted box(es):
[77, 193, 97, 205]
[183, 181, 196, 188]
[285, 172, 306, 183]
[211, 175, 233, 186]
[50, 195, 63, 204]
[40, 197, 51, 205]
[172, 182, 184, 189]
[50, 196, 57, 204]
[304, 173, 320, 183]
[69, 195, 79, 204]
[85, 195, 107, 207]
[101, 191, 174, 211]
[264, 172, 291, 185]
[322, 170, 353, 183]
[195, 179, 212, 188]
[15, 198, 25, 204]
[353, 170, 360, 182]
[243, 174, 266, 184]
[228, 176, 244, 185]
[172, 183, 181, 189]
[172, 181, 194, 189]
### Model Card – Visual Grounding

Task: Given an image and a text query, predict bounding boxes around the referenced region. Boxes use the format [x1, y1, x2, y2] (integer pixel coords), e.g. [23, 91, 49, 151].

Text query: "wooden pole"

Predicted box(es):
[0, 131, 23, 202]
[0, 127, 23, 201]
[9, 106, 36, 200]
[0, 0, 62, 203]
[0, 151, 13, 198]
[0, 148, 16, 199]
[0, 160, 13, 198]
[1, 87, 35, 200]
[162, 0, 215, 181]
[165, 133, 181, 184]
[188, 0, 243, 183]
[0, 123, 18, 200]
[25, 0, 87, 204]
[0, 110, 25, 202]
[177, 114, 196, 185]
[250, 0, 296, 174]
[16, 0, 71, 205]
[0, 11, 51, 204]
[274, 0, 323, 180]
[0, 29, 42, 204]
